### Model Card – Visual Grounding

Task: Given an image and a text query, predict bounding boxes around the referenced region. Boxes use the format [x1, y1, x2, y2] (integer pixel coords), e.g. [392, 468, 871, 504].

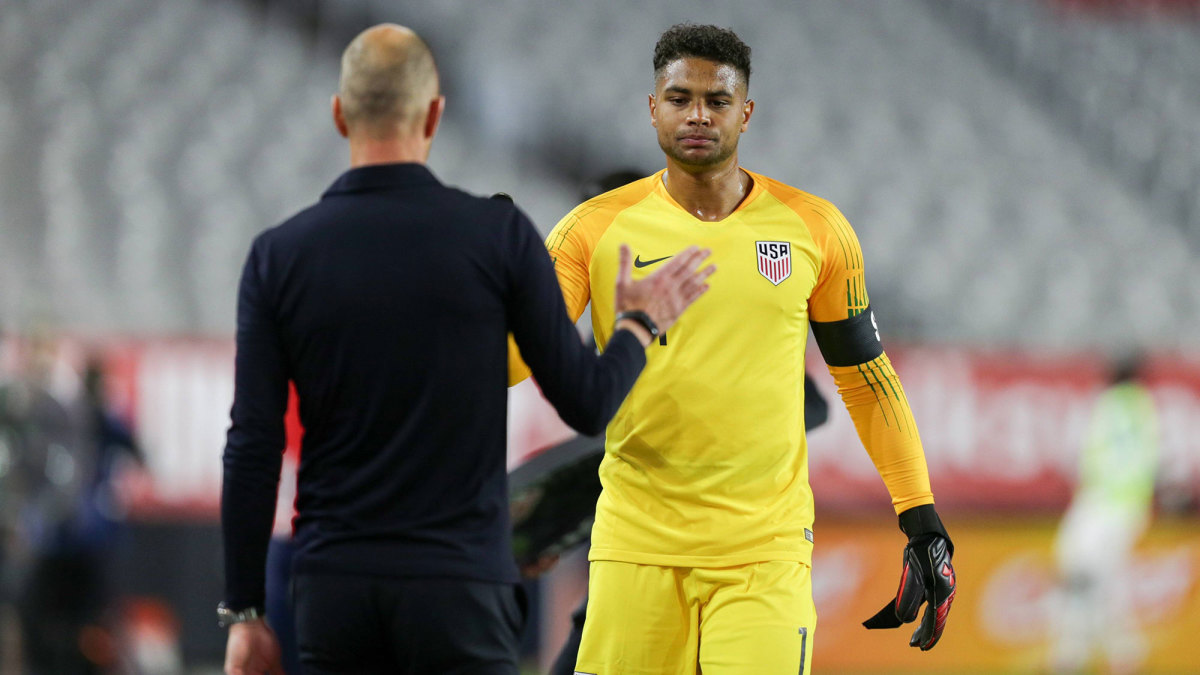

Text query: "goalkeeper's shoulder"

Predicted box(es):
[548, 175, 657, 243]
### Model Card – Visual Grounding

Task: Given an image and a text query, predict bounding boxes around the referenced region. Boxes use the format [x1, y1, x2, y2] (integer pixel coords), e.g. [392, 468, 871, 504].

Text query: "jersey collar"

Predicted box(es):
[652, 167, 765, 223]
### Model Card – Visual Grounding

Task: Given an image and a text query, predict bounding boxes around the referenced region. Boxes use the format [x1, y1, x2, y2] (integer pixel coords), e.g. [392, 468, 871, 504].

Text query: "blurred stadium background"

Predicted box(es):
[1, 0, 1198, 673]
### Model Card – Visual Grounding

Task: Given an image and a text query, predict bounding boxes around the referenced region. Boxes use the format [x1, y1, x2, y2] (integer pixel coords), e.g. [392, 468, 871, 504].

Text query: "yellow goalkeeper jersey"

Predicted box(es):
[511, 169, 933, 568]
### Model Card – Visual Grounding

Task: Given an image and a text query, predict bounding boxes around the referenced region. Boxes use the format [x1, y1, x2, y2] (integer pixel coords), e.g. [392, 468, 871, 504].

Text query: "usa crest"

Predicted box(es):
[756, 241, 791, 285]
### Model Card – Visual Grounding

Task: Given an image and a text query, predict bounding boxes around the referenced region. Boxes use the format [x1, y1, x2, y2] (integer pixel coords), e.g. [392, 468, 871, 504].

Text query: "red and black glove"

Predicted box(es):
[863, 505, 956, 650]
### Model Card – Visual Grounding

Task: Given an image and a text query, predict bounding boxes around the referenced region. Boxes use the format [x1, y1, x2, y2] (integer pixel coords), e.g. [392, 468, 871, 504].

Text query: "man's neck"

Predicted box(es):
[348, 135, 429, 168]
[662, 159, 751, 222]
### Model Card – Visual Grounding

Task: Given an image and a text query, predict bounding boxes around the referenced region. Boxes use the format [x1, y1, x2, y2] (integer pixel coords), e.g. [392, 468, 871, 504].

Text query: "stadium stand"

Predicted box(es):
[1, 0, 1195, 351]
[2, 2, 1197, 672]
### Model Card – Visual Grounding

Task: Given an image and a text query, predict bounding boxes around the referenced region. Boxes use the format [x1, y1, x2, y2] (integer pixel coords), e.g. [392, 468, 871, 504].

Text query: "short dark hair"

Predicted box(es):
[653, 24, 751, 90]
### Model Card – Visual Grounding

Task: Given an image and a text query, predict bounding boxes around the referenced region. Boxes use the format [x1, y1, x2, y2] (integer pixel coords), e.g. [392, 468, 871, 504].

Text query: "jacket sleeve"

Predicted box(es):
[503, 207, 643, 435]
[507, 208, 596, 386]
[221, 237, 288, 609]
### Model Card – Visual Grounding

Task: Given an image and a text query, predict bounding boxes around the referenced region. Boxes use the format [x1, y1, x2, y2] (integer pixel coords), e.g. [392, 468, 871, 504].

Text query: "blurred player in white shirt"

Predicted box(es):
[1051, 356, 1159, 675]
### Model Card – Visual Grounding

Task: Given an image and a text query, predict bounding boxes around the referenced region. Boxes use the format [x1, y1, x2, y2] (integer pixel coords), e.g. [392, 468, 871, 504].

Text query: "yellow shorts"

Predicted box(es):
[575, 560, 815, 675]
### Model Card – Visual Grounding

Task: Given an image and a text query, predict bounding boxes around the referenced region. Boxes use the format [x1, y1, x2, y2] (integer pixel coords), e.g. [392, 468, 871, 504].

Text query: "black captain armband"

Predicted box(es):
[810, 305, 884, 367]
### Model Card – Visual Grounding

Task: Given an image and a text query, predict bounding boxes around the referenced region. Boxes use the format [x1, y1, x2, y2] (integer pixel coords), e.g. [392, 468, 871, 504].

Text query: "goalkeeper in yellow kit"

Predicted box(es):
[511, 23, 955, 674]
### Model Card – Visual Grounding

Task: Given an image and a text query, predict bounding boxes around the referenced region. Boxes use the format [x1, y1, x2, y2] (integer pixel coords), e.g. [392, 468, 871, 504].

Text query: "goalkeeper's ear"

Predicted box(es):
[898, 504, 952, 555]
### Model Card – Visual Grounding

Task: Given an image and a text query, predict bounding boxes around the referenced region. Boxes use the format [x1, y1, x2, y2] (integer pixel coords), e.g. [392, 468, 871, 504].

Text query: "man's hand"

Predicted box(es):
[864, 533, 956, 650]
[614, 244, 714, 342]
[224, 619, 284, 675]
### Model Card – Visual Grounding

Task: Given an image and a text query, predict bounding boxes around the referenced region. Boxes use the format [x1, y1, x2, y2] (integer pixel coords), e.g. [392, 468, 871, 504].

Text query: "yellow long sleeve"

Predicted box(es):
[828, 352, 933, 514]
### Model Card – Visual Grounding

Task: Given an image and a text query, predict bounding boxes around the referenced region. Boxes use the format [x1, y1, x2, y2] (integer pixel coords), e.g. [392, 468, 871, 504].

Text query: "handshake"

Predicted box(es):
[610, 244, 714, 346]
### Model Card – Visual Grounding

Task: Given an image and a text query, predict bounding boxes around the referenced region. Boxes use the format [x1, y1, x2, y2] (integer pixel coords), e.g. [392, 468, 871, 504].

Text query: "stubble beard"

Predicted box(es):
[659, 134, 737, 169]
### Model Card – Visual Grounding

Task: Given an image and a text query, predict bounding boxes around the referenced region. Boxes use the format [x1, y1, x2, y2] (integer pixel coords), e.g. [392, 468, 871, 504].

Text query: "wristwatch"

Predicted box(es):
[614, 310, 660, 339]
[217, 601, 265, 628]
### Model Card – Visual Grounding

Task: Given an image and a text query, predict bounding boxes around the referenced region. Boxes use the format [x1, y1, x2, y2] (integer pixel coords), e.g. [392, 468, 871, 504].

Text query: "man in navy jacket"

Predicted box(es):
[219, 23, 713, 675]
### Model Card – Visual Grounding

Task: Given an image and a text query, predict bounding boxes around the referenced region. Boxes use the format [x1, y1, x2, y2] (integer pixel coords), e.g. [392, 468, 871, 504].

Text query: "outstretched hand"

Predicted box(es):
[614, 244, 714, 340]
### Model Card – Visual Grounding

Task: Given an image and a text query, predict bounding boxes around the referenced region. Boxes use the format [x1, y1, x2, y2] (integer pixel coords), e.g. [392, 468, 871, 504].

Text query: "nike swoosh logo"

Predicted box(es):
[633, 255, 672, 268]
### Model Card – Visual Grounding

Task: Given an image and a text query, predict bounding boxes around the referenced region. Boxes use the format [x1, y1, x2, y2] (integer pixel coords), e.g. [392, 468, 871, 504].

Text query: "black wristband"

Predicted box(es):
[614, 310, 659, 339]
[898, 504, 953, 556]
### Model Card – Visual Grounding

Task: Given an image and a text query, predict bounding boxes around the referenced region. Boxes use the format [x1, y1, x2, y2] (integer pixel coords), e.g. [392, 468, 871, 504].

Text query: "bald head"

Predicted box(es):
[338, 24, 439, 138]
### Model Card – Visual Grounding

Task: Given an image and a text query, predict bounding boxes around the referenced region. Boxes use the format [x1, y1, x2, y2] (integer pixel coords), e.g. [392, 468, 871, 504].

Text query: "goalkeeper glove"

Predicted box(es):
[863, 504, 956, 650]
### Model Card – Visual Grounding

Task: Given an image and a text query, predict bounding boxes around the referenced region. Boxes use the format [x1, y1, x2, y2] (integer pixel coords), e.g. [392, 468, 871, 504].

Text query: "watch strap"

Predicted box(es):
[217, 602, 265, 628]
[614, 310, 659, 339]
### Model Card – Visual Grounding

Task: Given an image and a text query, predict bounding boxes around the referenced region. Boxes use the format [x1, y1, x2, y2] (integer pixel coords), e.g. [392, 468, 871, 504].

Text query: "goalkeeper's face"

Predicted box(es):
[650, 57, 753, 170]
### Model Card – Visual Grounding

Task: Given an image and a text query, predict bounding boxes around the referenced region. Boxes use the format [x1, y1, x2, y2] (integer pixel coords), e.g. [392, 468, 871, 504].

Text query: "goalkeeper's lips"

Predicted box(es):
[679, 138, 715, 147]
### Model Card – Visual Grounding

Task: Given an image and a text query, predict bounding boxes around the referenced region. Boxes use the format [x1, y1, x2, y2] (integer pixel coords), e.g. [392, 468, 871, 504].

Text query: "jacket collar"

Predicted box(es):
[323, 163, 440, 197]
